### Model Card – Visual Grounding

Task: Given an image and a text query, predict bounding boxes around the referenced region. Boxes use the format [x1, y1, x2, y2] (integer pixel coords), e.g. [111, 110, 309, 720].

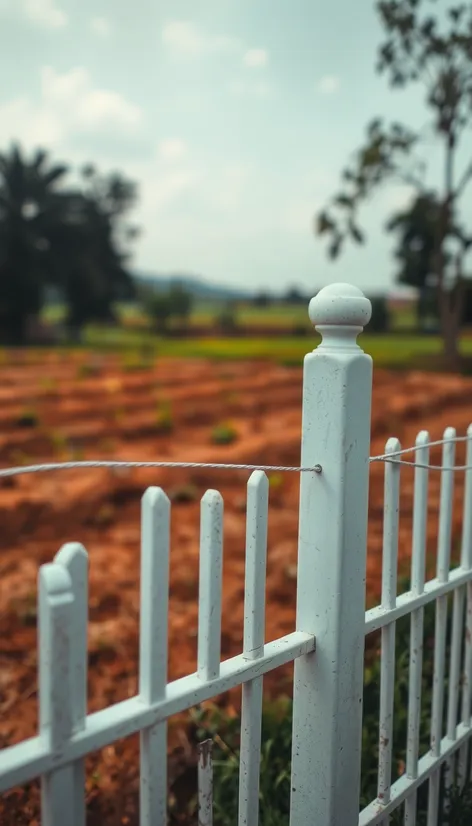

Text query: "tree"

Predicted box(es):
[140, 283, 194, 333]
[0, 145, 69, 342]
[367, 296, 390, 333]
[0, 145, 139, 342]
[142, 290, 174, 333]
[167, 283, 194, 324]
[253, 290, 272, 308]
[315, 1, 472, 368]
[386, 191, 444, 328]
[58, 167, 138, 333]
[284, 286, 306, 305]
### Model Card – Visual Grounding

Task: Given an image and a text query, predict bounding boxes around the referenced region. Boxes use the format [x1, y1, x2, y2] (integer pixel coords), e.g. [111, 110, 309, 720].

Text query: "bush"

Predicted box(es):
[216, 306, 238, 333]
[367, 296, 390, 333]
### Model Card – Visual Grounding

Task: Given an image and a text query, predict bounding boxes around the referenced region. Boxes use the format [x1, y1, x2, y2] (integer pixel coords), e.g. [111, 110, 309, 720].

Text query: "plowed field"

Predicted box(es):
[1, 352, 471, 824]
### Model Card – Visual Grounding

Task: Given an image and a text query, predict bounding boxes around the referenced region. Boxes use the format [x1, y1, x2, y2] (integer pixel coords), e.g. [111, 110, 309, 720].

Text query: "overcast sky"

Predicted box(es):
[0, 0, 469, 295]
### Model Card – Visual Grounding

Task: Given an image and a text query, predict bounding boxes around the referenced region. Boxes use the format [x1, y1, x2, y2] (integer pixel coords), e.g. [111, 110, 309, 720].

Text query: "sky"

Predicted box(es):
[0, 0, 469, 296]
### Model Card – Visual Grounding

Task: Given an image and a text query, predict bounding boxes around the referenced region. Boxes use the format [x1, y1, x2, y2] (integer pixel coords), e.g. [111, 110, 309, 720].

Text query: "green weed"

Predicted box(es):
[211, 423, 238, 445]
[16, 407, 40, 428]
[156, 399, 173, 433]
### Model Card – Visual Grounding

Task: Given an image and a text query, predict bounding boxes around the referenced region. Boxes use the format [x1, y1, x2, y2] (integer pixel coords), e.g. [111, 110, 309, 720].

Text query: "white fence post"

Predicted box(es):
[290, 283, 373, 826]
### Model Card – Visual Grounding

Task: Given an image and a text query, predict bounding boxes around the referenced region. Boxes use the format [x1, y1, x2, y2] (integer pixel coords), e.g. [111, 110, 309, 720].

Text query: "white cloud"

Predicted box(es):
[41, 67, 141, 131]
[161, 20, 238, 58]
[243, 49, 269, 69]
[22, 0, 67, 29]
[90, 16, 112, 38]
[229, 79, 273, 99]
[158, 138, 188, 163]
[243, 49, 268, 69]
[0, 66, 142, 151]
[317, 75, 340, 95]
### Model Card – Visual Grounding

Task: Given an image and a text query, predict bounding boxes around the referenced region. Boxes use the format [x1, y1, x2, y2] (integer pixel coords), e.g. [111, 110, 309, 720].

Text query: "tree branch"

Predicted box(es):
[455, 160, 472, 199]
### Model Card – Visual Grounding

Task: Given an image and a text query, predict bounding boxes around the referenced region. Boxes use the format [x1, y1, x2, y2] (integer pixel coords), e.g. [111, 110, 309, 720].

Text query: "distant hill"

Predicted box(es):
[134, 272, 253, 302]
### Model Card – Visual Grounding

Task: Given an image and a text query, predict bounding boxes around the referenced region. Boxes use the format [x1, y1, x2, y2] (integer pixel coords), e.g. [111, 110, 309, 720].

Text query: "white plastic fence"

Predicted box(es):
[0, 282, 471, 826]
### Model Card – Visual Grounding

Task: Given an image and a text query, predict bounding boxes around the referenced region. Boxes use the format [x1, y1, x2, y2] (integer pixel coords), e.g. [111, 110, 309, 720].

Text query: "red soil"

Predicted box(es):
[1, 352, 471, 823]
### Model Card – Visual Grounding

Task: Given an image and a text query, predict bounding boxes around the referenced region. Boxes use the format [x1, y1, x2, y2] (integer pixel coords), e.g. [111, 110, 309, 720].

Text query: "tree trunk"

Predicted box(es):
[438, 281, 463, 372]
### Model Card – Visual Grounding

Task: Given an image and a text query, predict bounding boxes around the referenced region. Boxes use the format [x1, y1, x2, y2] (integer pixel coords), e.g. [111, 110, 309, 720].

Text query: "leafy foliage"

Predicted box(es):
[367, 296, 391, 332]
[0, 144, 138, 342]
[211, 423, 238, 445]
[315, 0, 472, 365]
[140, 283, 194, 333]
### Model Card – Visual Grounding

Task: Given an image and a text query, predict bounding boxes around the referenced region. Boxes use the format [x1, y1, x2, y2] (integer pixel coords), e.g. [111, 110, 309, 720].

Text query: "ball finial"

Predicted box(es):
[309, 282, 371, 330]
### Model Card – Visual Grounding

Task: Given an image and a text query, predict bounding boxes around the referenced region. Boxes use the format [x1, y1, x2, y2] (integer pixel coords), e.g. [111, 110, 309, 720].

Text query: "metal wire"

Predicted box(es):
[369, 435, 472, 471]
[0, 435, 470, 478]
[0, 459, 323, 478]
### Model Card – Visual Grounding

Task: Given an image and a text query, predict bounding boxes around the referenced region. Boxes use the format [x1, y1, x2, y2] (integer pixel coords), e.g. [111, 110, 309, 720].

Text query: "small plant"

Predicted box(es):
[16, 407, 40, 428]
[49, 430, 69, 456]
[39, 376, 58, 395]
[121, 351, 150, 372]
[76, 360, 102, 379]
[268, 473, 284, 491]
[156, 399, 173, 433]
[211, 423, 237, 445]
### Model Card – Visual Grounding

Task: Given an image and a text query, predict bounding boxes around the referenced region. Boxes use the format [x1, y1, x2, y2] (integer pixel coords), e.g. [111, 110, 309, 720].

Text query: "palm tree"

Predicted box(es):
[0, 146, 138, 343]
[0, 144, 69, 342]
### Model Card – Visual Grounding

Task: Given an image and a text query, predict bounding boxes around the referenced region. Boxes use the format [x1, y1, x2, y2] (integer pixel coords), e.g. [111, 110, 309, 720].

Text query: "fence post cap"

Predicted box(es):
[308, 283, 371, 345]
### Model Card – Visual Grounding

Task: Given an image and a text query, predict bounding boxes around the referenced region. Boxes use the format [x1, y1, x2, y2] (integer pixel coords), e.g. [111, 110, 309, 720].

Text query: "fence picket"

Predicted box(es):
[198, 739, 214, 826]
[238, 470, 269, 826]
[377, 438, 401, 811]
[198, 490, 224, 681]
[404, 432, 429, 825]
[139, 487, 171, 826]
[38, 562, 75, 826]
[427, 428, 456, 826]
[446, 586, 464, 767]
[53, 543, 88, 826]
[459, 424, 472, 787]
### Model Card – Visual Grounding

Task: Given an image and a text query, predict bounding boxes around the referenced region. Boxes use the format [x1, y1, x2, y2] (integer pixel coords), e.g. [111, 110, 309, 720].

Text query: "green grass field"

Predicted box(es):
[39, 298, 467, 372]
[61, 324, 471, 371]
